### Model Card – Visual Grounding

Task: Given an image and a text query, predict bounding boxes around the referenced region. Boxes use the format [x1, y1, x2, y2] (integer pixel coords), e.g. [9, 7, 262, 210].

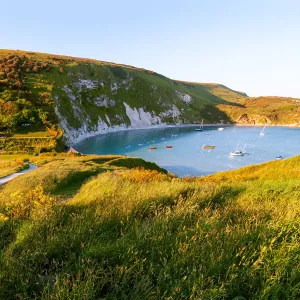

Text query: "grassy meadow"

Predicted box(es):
[0, 153, 299, 299]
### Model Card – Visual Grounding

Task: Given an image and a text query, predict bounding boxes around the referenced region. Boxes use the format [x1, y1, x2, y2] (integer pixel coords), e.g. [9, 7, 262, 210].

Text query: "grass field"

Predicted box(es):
[0, 153, 299, 299]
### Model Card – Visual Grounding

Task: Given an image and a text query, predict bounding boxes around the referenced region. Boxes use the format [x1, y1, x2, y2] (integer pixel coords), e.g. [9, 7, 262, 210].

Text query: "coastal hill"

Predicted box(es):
[0, 49, 299, 153]
[0, 153, 299, 298]
[0, 50, 299, 299]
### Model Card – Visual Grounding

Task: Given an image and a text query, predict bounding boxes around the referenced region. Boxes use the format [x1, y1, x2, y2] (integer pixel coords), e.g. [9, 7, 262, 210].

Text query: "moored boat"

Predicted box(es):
[218, 127, 224, 131]
[149, 146, 157, 150]
[166, 145, 173, 148]
[230, 150, 245, 156]
[195, 119, 204, 131]
[230, 144, 247, 156]
[260, 124, 266, 137]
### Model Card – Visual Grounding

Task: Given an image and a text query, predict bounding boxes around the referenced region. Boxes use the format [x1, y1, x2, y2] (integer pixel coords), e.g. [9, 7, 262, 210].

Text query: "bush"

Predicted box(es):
[5, 185, 54, 220]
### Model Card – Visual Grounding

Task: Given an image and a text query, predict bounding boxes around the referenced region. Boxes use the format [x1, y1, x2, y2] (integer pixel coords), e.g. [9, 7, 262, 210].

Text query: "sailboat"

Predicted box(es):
[230, 144, 247, 156]
[260, 124, 266, 137]
[195, 119, 204, 131]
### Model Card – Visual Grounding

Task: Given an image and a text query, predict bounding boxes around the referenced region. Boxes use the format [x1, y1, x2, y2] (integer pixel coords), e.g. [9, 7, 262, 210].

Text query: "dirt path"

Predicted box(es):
[0, 164, 38, 186]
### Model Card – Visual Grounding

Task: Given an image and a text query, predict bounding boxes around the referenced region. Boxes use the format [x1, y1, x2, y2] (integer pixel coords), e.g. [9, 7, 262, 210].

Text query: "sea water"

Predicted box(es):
[75, 126, 300, 177]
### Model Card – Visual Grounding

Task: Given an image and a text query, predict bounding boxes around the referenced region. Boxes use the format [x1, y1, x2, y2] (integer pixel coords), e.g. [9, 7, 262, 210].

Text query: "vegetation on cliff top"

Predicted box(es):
[218, 96, 300, 125]
[0, 153, 299, 299]
[0, 49, 299, 154]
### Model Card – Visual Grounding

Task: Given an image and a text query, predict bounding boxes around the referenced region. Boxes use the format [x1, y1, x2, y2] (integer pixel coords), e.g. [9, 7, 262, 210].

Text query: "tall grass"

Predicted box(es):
[0, 155, 299, 299]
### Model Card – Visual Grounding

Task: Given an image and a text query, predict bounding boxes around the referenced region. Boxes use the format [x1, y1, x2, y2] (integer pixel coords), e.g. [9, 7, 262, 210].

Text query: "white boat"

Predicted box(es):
[218, 127, 224, 131]
[195, 119, 204, 131]
[230, 150, 245, 156]
[260, 124, 266, 137]
[230, 144, 247, 156]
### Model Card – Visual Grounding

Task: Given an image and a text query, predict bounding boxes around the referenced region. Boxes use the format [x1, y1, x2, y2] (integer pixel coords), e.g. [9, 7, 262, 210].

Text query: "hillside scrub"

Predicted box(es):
[0, 154, 299, 299]
[218, 96, 300, 125]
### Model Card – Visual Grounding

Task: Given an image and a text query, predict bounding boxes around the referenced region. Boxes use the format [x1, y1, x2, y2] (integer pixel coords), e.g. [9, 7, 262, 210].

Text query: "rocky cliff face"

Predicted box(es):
[237, 114, 271, 125]
[51, 63, 234, 144]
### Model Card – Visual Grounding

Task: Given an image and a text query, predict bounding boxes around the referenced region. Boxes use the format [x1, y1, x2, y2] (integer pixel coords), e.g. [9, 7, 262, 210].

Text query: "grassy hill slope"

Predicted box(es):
[218, 96, 300, 125]
[0, 154, 299, 299]
[0, 50, 239, 147]
[1, 49, 299, 152]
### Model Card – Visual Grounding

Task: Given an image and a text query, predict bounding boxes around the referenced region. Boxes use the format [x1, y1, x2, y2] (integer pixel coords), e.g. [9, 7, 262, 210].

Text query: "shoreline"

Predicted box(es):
[236, 123, 300, 127]
[72, 122, 300, 146]
[72, 123, 233, 146]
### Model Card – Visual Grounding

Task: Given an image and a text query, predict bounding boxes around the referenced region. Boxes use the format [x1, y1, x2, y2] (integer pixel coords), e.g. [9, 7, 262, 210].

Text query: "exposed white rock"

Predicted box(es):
[94, 95, 116, 107]
[75, 79, 98, 91]
[54, 94, 185, 145]
[55, 100, 128, 144]
[115, 114, 123, 121]
[123, 102, 161, 128]
[105, 114, 111, 125]
[62, 86, 76, 101]
[159, 105, 181, 118]
[110, 82, 118, 93]
[61, 86, 82, 118]
[175, 90, 192, 103]
[110, 76, 133, 94]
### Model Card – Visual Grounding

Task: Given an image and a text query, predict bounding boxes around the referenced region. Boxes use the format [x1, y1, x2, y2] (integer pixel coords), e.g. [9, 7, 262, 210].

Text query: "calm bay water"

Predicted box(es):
[75, 126, 300, 177]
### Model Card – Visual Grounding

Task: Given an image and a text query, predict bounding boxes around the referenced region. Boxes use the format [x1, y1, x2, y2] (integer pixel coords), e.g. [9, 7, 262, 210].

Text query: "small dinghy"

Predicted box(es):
[166, 145, 173, 148]
[202, 145, 215, 149]
[149, 146, 157, 150]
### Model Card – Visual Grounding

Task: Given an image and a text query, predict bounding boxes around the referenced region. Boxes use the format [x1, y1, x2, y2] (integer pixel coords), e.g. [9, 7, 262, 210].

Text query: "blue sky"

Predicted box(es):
[1, 0, 300, 97]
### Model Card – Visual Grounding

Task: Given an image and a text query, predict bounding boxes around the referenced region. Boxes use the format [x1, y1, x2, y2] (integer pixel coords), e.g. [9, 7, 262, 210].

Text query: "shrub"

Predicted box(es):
[120, 167, 171, 183]
[5, 185, 54, 220]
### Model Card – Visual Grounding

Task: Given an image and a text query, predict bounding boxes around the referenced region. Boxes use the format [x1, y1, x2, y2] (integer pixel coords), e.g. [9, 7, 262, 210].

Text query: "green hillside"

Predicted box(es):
[0, 49, 299, 153]
[0, 50, 238, 147]
[0, 153, 299, 299]
[176, 81, 248, 102]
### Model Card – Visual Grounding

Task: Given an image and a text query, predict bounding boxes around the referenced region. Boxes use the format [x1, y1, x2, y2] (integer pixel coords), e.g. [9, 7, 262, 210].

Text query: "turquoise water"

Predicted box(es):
[75, 126, 300, 177]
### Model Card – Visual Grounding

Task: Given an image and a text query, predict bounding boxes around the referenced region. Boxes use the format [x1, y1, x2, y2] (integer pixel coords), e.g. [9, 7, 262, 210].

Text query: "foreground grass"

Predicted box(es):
[0, 154, 299, 299]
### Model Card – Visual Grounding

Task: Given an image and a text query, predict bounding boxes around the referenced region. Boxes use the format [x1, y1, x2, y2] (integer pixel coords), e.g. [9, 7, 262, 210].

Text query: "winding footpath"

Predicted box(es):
[0, 164, 38, 186]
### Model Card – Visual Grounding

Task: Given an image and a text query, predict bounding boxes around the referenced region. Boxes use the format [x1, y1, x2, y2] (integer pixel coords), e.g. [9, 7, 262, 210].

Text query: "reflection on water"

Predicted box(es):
[75, 126, 300, 177]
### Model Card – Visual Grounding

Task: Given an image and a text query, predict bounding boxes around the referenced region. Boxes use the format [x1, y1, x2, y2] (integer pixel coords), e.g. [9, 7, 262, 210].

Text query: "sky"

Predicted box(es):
[1, 0, 300, 97]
